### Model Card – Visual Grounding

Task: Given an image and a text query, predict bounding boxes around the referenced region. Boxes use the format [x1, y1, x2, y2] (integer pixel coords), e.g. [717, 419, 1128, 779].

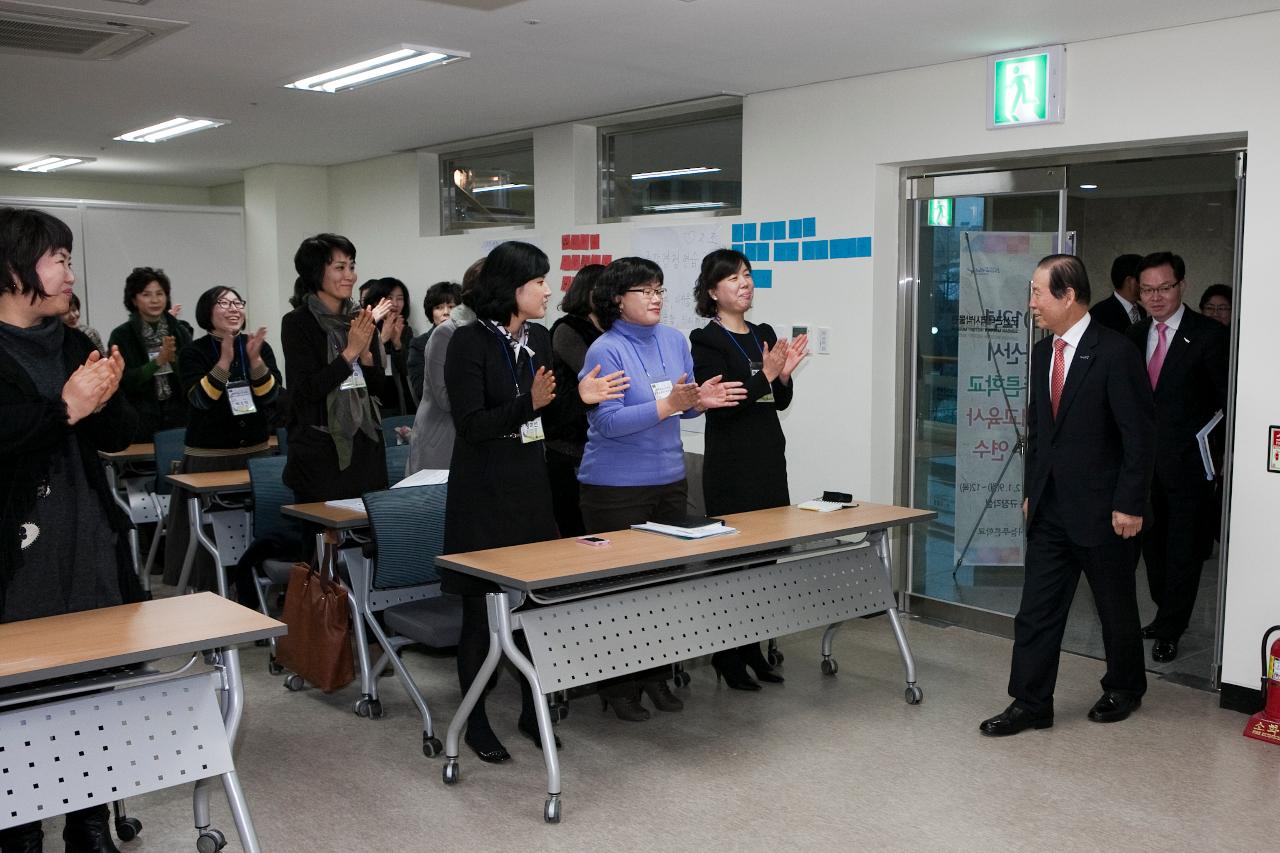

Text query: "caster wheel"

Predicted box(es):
[284, 674, 304, 691]
[422, 735, 443, 757]
[267, 658, 284, 676]
[195, 828, 226, 853]
[905, 685, 923, 705]
[354, 696, 384, 718]
[768, 650, 785, 665]
[820, 658, 839, 676]
[442, 761, 460, 785]
[544, 795, 561, 824]
[115, 816, 142, 842]
[675, 671, 691, 688]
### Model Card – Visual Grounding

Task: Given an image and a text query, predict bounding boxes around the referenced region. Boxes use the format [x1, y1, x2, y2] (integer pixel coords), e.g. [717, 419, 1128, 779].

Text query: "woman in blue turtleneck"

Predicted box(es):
[577, 256, 746, 722]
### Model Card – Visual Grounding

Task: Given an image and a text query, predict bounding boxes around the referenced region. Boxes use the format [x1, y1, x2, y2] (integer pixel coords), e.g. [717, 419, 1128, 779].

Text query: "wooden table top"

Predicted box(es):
[437, 501, 935, 591]
[166, 470, 252, 494]
[281, 501, 370, 530]
[102, 435, 278, 464]
[0, 593, 285, 688]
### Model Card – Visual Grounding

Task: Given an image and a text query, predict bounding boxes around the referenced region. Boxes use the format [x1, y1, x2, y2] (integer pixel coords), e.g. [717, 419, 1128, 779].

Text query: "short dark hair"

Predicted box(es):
[461, 257, 485, 296]
[195, 285, 244, 332]
[1037, 254, 1091, 305]
[0, 207, 74, 304]
[290, 233, 356, 308]
[592, 257, 664, 331]
[423, 280, 462, 320]
[694, 249, 751, 318]
[1199, 283, 1232, 310]
[1109, 254, 1143, 289]
[559, 264, 605, 318]
[361, 277, 412, 323]
[464, 241, 549, 323]
[1137, 251, 1185, 283]
[124, 267, 171, 313]
[67, 292, 81, 311]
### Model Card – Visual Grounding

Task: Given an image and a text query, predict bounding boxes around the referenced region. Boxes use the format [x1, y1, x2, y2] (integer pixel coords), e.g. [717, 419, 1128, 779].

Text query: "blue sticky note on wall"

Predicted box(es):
[768, 220, 786, 240]
[743, 223, 757, 241]
[802, 240, 829, 261]
[803, 217, 816, 238]
[755, 243, 771, 262]
[855, 237, 872, 258]
[788, 219, 803, 239]
[732, 243, 745, 254]
[774, 242, 799, 262]
[829, 238, 856, 259]
[758, 222, 773, 240]
[732, 223, 745, 242]
[753, 269, 772, 289]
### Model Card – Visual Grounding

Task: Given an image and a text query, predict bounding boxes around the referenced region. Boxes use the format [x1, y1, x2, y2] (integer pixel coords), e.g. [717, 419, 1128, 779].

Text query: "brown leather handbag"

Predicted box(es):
[274, 548, 355, 693]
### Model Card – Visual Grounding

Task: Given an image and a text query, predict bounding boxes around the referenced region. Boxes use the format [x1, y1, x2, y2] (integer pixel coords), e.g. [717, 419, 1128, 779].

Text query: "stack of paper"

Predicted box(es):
[631, 520, 737, 540]
[797, 499, 858, 512]
[323, 497, 367, 512]
[392, 468, 448, 488]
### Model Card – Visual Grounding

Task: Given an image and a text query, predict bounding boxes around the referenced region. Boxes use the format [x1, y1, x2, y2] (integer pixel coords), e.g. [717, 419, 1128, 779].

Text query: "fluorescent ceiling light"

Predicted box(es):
[1079, 183, 1099, 190]
[11, 155, 95, 173]
[470, 183, 530, 194]
[631, 166, 722, 181]
[115, 117, 226, 143]
[644, 202, 728, 212]
[285, 44, 468, 93]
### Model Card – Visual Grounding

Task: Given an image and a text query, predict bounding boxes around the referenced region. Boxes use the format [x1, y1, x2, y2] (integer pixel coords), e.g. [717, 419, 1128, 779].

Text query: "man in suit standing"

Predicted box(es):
[1127, 252, 1229, 663]
[1090, 253, 1146, 333]
[980, 254, 1154, 736]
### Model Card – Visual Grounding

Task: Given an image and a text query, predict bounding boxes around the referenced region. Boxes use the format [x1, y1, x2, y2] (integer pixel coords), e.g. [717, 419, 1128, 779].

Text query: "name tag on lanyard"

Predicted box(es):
[340, 360, 367, 391]
[226, 380, 257, 415]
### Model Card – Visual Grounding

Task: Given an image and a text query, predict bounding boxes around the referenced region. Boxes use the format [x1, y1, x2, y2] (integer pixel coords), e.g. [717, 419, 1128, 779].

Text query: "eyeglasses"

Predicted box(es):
[214, 299, 247, 310]
[626, 287, 666, 300]
[1138, 283, 1180, 297]
[1201, 304, 1231, 315]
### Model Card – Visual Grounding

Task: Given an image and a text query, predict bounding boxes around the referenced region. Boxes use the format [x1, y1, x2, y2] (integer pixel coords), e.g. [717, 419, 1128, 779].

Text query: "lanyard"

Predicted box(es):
[713, 317, 764, 365]
[486, 321, 535, 394]
[209, 334, 250, 381]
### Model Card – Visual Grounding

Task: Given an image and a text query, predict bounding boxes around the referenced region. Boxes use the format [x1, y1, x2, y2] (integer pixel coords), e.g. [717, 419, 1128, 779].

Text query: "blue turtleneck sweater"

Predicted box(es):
[577, 318, 700, 487]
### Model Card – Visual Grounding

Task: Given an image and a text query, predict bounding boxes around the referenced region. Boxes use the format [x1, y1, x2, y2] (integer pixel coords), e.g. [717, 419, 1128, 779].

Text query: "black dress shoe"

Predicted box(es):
[63, 804, 121, 853]
[517, 715, 562, 750]
[979, 703, 1053, 737]
[1141, 623, 1157, 640]
[1152, 639, 1178, 663]
[464, 729, 511, 763]
[1088, 691, 1142, 723]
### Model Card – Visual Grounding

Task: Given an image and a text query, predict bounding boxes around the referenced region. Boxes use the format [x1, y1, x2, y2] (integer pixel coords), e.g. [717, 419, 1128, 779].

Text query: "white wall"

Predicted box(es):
[243, 11, 1280, 693]
[0, 173, 217, 206]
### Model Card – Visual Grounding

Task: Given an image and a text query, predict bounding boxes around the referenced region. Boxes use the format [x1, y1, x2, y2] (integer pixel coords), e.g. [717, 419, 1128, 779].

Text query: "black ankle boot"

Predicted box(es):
[711, 651, 761, 691]
[599, 681, 649, 721]
[0, 821, 43, 853]
[740, 643, 784, 684]
[62, 805, 120, 853]
[640, 677, 684, 711]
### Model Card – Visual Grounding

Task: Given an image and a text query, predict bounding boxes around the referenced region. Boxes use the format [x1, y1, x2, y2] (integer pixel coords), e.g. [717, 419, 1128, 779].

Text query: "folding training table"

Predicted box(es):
[436, 501, 935, 823]
[166, 471, 253, 596]
[0, 593, 285, 852]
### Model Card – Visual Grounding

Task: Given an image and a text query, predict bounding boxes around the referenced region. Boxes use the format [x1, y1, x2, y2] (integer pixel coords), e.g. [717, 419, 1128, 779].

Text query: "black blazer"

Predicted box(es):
[1025, 318, 1154, 547]
[1126, 307, 1229, 484]
[1089, 294, 1144, 334]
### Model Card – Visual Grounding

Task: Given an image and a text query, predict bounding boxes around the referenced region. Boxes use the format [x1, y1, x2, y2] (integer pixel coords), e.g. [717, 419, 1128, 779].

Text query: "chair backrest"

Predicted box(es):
[152, 427, 187, 495]
[381, 414, 414, 447]
[362, 484, 448, 591]
[247, 455, 301, 542]
[384, 443, 411, 484]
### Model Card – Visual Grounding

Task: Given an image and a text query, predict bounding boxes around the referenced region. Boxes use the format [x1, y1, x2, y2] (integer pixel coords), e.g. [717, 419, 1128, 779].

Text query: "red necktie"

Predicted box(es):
[1148, 322, 1169, 389]
[1050, 338, 1067, 419]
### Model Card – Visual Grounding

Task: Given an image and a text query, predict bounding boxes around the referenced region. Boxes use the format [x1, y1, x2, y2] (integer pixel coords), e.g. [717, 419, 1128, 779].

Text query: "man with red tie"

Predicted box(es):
[1127, 252, 1229, 664]
[981, 254, 1154, 736]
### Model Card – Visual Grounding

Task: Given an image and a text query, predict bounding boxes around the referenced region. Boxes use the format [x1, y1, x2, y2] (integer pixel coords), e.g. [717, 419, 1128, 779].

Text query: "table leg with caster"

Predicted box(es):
[869, 530, 922, 704]
[443, 592, 505, 786]
[498, 600, 561, 823]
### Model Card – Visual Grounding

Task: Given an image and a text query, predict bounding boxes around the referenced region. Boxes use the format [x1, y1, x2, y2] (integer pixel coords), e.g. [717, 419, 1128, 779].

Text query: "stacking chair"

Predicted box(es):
[141, 427, 186, 576]
[245, 455, 307, 673]
[384, 442, 411, 483]
[381, 413, 414, 447]
[350, 483, 461, 757]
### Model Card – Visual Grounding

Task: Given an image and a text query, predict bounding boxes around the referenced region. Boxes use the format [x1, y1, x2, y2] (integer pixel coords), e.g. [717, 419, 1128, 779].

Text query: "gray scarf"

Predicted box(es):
[304, 294, 381, 470]
[138, 314, 173, 401]
[0, 316, 66, 400]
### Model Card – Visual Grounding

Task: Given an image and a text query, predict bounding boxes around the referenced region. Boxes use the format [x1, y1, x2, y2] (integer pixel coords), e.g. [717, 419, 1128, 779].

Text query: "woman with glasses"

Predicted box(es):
[690, 248, 808, 690]
[1198, 284, 1232, 327]
[577, 256, 746, 720]
[162, 286, 281, 595]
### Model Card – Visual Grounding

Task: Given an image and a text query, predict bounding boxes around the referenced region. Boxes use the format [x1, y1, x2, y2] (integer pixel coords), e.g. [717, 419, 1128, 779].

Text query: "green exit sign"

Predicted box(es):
[987, 45, 1065, 129]
[926, 198, 953, 227]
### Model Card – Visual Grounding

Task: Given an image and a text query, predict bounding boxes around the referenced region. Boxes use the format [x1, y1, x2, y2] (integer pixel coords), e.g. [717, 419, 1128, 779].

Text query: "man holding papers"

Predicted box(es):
[1127, 252, 1229, 663]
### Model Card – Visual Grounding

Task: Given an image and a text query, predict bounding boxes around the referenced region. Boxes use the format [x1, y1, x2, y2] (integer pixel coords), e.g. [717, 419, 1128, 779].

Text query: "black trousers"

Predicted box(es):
[1009, 488, 1146, 714]
[545, 447, 586, 539]
[1142, 472, 1215, 642]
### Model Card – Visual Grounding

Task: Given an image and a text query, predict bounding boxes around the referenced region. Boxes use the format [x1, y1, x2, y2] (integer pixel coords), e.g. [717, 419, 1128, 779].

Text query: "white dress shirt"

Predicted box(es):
[1048, 312, 1091, 396]
[1145, 303, 1186, 363]
[1112, 292, 1139, 322]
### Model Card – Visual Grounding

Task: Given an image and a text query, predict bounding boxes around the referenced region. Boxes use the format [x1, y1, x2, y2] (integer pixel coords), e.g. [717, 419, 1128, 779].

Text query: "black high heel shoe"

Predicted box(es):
[517, 715, 563, 750]
[711, 652, 761, 691]
[464, 727, 511, 763]
[599, 684, 650, 721]
[741, 643, 784, 684]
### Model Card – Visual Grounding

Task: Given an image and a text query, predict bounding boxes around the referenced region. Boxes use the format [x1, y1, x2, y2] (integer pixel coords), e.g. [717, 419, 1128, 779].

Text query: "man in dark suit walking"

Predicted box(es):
[980, 254, 1154, 736]
[1127, 252, 1229, 663]
[1090, 253, 1146, 333]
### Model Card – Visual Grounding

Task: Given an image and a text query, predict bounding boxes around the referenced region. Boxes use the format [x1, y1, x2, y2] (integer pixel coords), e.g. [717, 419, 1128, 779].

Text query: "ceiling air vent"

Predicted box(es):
[0, 1, 186, 60]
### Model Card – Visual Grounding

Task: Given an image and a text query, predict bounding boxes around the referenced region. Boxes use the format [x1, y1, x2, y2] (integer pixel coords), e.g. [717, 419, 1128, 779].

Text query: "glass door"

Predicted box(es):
[905, 168, 1067, 617]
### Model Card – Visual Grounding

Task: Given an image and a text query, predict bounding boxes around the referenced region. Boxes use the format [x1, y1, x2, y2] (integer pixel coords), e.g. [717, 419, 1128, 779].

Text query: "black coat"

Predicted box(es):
[1126, 307, 1229, 485]
[690, 321, 794, 515]
[107, 315, 193, 442]
[178, 335, 283, 450]
[1089, 293, 1145, 334]
[0, 328, 143, 621]
[280, 305, 389, 503]
[441, 321, 561, 594]
[1025, 319, 1154, 546]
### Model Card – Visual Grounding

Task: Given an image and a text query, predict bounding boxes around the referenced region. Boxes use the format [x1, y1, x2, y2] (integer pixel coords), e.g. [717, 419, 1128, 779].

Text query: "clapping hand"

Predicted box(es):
[216, 330, 235, 372]
[369, 298, 395, 324]
[761, 339, 788, 382]
[381, 312, 405, 347]
[155, 335, 177, 366]
[781, 333, 808, 382]
[697, 374, 747, 411]
[343, 308, 377, 362]
[531, 366, 557, 410]
[658, 373, 700, 418]
[244, 326, 268, 369]
[578, 365, 629, 405]
[63, 349, 122, 424]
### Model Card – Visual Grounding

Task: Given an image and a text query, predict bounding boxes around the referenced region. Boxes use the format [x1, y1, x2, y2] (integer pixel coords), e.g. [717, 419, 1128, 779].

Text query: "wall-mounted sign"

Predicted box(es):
[987, 45, 1066, 129]
[1269, 425, 1280, 473]
[926, 198, 954, 227]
